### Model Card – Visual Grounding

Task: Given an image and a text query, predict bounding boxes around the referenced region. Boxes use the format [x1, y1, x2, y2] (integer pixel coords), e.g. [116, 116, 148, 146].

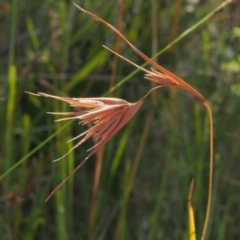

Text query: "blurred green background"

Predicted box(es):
[0, 0, 239, 239]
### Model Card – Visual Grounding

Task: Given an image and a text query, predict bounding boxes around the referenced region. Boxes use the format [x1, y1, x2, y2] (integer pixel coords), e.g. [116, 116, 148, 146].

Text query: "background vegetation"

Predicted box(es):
[0, 0, 239, 239]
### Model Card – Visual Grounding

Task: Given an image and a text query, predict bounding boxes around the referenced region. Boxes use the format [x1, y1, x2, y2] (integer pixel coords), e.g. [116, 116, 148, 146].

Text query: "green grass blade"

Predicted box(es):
[4, 65, 17, 189]
[0, 121, 71, 181]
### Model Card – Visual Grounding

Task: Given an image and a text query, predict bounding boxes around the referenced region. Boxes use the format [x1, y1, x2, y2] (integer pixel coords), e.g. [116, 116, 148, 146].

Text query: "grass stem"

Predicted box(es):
[201, 103, 214, 240]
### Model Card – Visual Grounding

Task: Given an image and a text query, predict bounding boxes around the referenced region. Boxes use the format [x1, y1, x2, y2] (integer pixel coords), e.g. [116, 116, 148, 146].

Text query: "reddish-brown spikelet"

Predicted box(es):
[73, 3, 206, 103]
[26, 90, 156, 200]
[27, 92, 146, 162]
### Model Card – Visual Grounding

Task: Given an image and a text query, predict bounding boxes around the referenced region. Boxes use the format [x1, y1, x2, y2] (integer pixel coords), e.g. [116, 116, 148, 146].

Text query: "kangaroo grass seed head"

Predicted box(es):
[72, 5, 215, 239]
[26, 91, 146, 162]
[26, 90, 157, 201]
[74, 3, 206, 103]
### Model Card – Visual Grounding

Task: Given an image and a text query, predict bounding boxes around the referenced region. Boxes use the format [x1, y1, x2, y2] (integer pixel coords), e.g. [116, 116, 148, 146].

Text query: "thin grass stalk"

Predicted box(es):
[26, 16, 40, 50]
[109, 119, 134, 180]
[58, 120, 74, 234]
[54, 78, 73, 238]
[202, 29, 210, 59]
[20, 114, 30, 192]
[168, 0, 182, 50]
[59, 0, 66, 40]
[55, 189, 67, 240]
[5, 65, 17, 190]
[4, 0, 19, 190]
[59, 0, 67, 68]
[113, 161, 131, 240]
[108, 0, 125, 93]
[149, 163, 170, 240]
[60, 2, 75, 233]
[168, 0, 183, 121]
[150, 0, 158, 106]
[48, 8, 60, 52]
[193, 104, 204, 211]
[194, 104, 201, 147]
[59, 0, 75, 73]
[125, 109, 154, 197]
[88, 148, 104, 240]
[218, 194, 235, 240]
[8, 0, 18, 66]
[201, 103, 213, 240]
[66, 128, 74, 231]
[54, 102, 68, 240]
[223, 126, 240, 193]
